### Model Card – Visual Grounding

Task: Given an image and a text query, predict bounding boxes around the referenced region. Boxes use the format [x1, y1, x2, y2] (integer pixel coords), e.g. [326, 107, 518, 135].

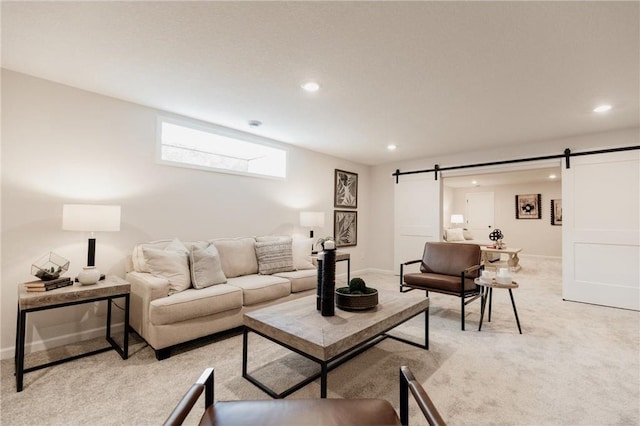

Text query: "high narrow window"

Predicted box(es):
[158, 118, 287, 178]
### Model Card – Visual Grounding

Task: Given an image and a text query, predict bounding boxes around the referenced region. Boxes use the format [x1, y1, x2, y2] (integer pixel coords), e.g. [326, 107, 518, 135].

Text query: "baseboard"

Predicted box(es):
[0, 321, 126, 360]
[519, 254, 562, 260]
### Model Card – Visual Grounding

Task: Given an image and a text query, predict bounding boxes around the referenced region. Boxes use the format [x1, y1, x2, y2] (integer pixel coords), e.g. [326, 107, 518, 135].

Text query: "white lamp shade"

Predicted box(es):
[451, 214, 464, 225]
[63, 204, 121, 232]
[300, 211, 325, 227]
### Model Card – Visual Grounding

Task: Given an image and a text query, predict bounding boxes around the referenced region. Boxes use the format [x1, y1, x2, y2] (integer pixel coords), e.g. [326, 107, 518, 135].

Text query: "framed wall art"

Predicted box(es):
[515, 193, 542, 219]
[551, 199, 562, 226]
[334, 210, 357, 247]
[334, 169, 358, 209]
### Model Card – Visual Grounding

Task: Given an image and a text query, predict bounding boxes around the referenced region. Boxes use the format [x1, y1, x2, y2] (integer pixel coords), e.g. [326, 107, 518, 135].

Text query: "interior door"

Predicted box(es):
[562, 150, 640, 310]
[465, 192, 494, 236]
[394, 174, 442, 275]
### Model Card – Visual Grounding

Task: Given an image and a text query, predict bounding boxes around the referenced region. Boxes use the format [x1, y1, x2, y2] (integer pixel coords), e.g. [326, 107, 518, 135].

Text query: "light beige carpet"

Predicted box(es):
[1, 258, 639, 425]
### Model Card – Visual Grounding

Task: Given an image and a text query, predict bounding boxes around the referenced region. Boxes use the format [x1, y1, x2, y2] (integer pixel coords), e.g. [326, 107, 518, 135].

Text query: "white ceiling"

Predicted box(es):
[2, 1, 638, 166]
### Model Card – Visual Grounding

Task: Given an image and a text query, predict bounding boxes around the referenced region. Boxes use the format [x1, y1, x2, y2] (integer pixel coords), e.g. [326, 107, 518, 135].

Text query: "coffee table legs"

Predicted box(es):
[242, 327, 324, 399]
[243, 308, 429, 399]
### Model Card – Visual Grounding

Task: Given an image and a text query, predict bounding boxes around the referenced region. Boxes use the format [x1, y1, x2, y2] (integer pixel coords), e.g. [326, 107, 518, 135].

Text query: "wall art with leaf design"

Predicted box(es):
[334, 210, 357, 247]
[334, 169, 358, 209]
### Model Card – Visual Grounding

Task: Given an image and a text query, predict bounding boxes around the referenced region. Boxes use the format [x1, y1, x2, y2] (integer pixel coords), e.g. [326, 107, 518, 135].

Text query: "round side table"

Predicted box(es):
[474, 278, 522, 334]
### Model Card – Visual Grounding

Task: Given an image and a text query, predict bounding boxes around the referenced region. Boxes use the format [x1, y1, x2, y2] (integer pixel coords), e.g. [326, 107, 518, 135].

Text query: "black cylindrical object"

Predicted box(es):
[316, 255, 323, 310]
[321, 249, 336, 316]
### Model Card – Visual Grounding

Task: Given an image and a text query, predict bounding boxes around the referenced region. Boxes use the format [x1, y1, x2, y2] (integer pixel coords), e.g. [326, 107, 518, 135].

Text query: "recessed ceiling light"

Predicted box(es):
[593, 104, 612, 113]
[471, 180, 478, 186]
[549, 174, 557, 179]
[301, 81, 320, 92]
[387, 144, 397, 151]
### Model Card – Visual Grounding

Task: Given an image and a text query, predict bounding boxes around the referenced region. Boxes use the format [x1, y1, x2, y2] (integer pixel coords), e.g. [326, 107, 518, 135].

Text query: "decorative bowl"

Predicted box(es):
[335, 287, 378, 311]
[31, 252, 70, 281]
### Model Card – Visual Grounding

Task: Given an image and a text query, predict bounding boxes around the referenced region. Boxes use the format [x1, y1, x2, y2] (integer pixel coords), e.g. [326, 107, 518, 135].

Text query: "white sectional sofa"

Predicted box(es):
[125, 236, 317, 359]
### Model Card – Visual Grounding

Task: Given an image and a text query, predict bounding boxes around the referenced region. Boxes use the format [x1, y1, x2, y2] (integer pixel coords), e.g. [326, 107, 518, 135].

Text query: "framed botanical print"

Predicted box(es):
[334, 169, 358, 209]
[551, 199, 562, 225]
[516, 193, 542, 219]
[334, 210, 357, 247]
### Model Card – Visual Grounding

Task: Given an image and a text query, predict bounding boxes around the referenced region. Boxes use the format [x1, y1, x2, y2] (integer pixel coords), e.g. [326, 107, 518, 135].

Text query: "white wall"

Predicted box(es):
[448, 181, 562, 257]
[1, 70, 370, 357]
[3, 69, 638, 358]
[369, 127, 640, 271]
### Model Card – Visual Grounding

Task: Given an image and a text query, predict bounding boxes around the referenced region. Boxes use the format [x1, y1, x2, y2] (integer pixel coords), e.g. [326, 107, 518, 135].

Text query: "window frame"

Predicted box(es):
[156, 116, 288, 179]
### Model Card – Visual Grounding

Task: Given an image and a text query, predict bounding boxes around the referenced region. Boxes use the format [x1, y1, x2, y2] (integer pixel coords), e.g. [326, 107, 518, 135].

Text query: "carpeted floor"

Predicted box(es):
[1, 257, 639, 425]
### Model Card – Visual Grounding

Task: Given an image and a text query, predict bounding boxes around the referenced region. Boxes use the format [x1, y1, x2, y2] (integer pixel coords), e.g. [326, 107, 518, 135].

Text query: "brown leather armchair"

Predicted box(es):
[164, 366, 445, 426]
[400, 242, 482, 331]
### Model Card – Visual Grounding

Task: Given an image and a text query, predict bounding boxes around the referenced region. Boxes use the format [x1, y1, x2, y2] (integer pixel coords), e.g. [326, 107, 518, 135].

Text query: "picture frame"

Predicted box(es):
[515, 193, 542, 219]
[551, 199, 562, 226]
[334, 169, 358, 209]
[334, 210, 357, 247]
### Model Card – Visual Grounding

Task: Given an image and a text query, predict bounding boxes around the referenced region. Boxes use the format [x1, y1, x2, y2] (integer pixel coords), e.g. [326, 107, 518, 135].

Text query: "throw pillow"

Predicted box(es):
[142, 246, 191, 294]
[189, 244, 227, 289]
[254, 238, 295, 275]
[446, 228, 465, 242]
[292, 238, 315, 270]
[463, 229, 474, 240]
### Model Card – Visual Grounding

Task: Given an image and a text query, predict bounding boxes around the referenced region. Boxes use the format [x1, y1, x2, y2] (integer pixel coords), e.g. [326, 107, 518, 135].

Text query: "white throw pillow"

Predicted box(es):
[446, 228, 465, 242]
[189, 244, 227, 289]
[292, 238, 315, 270]
[463, 229, 474, 240]
[254, 238, 294, 275]
[142, 246, 191, 294]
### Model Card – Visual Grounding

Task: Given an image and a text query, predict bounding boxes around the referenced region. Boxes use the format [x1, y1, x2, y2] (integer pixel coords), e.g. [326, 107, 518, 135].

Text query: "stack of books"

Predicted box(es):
[24, 277, 73, 292]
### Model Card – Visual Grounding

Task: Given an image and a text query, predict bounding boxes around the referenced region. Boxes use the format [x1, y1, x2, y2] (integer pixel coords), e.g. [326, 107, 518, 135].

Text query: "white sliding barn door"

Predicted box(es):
[394, 174, 442, 274]
[562, 150, 640, 310]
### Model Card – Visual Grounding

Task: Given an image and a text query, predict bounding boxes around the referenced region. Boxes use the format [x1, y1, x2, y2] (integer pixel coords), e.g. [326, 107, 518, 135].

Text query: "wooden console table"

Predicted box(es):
[481, 246, 522, 272]
[15, 276, 130, 392]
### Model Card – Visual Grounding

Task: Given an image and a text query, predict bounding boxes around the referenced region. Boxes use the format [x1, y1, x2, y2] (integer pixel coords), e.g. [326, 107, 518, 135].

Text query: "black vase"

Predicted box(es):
[321, 249, 336, 316]
[316, 256, 323, 311]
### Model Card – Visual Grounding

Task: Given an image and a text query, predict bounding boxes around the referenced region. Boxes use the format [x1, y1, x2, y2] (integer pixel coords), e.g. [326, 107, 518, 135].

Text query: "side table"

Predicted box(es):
[15, 276, 130, 392]
[312, 251, 351, 284]
[475, 278, 522, 334]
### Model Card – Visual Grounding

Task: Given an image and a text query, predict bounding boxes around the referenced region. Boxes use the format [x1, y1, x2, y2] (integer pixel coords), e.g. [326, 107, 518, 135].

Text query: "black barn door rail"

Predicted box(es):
[392, 145, 640, 183]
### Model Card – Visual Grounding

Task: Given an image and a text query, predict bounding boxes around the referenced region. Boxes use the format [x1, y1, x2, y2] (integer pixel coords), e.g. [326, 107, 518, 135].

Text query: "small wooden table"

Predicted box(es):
[475, 278, 522, 334]
[481, 246, 522, 272]
[15, 276, 130, 392]
[242, 289, 429, 398]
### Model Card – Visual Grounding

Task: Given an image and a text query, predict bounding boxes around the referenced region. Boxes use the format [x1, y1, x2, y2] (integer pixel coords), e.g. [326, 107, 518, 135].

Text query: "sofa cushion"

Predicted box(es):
[149, 284, 243, 325]
[273, 269, 317, 292]
[132, 238, 208, 273]
[226, 274, 291, 306]
[189, 244, 227, 289]
[292, 238, 315, 270]
[210, 238, 259, 278]
[255, 238, 295, 274]
[445, 228, 465, 241]
[142, 241, 191, 294]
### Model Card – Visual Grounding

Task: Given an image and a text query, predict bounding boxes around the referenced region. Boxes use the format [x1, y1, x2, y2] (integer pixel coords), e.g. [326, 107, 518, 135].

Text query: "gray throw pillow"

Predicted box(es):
[189, 244, 227, 289]
[255, 238, 294, 275]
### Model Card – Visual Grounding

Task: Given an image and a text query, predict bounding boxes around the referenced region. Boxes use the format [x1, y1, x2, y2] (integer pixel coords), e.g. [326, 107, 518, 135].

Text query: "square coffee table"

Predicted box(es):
[242, 289, 429, 398]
